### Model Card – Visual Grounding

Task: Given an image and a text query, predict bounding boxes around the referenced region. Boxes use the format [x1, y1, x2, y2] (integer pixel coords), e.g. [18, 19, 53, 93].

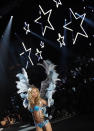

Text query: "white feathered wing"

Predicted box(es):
[38, 60, 60, 107]
[16, 68, 30, 108]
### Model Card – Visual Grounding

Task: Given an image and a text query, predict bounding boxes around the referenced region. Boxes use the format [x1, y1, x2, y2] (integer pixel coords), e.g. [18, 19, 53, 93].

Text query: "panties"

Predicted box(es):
[35, 119, 49, 128]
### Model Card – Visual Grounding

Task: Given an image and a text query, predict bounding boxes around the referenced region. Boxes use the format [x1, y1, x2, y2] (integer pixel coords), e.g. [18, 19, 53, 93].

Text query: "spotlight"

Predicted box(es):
[65, 19, 67, 22]
[75, 12, 94, 28]
[0, 16, 13, 82]
[11, 16, 13, 19]
[89, 43, 92, 46]
[84, 7, 85, 9]
[72, 87, 76, 92]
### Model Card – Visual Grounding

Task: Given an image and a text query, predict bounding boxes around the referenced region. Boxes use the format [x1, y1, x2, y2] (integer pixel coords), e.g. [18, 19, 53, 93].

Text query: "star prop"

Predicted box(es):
[53, 0, 62, 8]
[20, 42, 34, 68]
[57, 33, 66, 47]
[23, 22, 31, 35]
[63, 8, 88, 45]
[35, 48, 43, 61]
[34, 5, 54, 36]
[40, 41, 45, 48]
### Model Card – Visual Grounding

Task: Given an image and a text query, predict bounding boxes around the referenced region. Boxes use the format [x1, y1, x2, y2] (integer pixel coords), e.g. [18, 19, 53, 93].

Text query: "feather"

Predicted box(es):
[16, 68, 29, 108]
[39, 60, 60, 107]
[16, 68, 29, 94]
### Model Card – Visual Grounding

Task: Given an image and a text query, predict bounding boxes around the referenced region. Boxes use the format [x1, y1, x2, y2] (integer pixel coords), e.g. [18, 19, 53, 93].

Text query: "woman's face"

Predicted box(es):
[32, 89, 38, 98]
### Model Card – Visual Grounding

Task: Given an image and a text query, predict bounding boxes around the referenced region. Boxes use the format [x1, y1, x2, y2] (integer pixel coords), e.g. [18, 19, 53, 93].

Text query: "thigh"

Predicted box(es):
[45, 122, 52, 131]
[36, 126, 43, 131]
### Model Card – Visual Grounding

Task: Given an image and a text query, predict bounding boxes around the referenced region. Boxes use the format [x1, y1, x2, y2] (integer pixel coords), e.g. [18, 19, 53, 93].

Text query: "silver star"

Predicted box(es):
[57, 33, 66, 47]
[34, 5, 54, 36]
[35, 48, 43, 61]
[20, 42, 34, 68]
[53, 0, 62, 8]
[23, 22, 31, 35]
[63, 8, 88, 45]
[40, 41, 45, 48]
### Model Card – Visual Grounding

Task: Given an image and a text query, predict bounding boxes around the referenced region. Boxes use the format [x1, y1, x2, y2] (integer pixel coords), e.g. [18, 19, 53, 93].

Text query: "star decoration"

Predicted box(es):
[53, 0, 62, 8]
[63, 8, 88, 45]
[20, 42, 34, 68]
[34, 5, 54, 36]
[23, 22, 31, 35]
[35, 48, 43, 61]
[40, 41, 45, 48]
[57, 33, 66, 47]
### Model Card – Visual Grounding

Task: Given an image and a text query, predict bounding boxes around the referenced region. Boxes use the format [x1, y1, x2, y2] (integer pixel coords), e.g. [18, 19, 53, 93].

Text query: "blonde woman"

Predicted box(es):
[16, 61, 59, 131]
[28, 85, 52, 131]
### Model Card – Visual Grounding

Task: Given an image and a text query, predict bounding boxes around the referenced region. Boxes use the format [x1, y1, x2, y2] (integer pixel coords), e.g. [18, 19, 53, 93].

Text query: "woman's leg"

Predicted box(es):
[36, 126, 43, 131]
[45, 122, 52, 131]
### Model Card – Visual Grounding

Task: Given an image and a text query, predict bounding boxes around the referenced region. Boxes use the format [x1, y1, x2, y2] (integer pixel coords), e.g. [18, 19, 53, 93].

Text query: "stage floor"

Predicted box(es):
[1, 114, 94, 131]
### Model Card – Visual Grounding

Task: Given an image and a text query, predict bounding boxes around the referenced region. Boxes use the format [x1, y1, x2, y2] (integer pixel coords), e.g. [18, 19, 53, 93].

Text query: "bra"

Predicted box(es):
[29, 106, 43, 113]
[29, 105, 48, 118]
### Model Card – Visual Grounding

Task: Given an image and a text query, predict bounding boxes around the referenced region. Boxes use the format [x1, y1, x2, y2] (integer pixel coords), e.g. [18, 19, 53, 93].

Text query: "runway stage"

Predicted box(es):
[1, 114, 94, 131]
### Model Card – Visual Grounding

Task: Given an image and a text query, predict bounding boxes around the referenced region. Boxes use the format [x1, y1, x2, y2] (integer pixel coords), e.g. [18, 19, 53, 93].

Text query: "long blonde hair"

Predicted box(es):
[28, 85, 41, 107]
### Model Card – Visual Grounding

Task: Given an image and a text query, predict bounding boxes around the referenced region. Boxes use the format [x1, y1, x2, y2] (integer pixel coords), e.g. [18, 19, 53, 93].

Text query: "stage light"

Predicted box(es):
[83, 7, 86, 9]
[26, 30, 60, 50]
[72, 87, 76, 92]
[11, 16, 13, 19]
[64, 19, 67, 43]
[87, 6, 94, 10]
[59, 18, 68, 65]
[0, 16, 13, 83]
[65, 19, 67, 22]
[76, 13, 94, 28]
[89, 43, 92, 46]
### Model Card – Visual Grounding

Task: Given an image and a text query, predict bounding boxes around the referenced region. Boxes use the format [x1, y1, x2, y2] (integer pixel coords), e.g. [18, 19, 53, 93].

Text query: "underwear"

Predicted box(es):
[35, 119, 49, 128]
[29, 105, 49, 128]
[29, 106, 42, 112]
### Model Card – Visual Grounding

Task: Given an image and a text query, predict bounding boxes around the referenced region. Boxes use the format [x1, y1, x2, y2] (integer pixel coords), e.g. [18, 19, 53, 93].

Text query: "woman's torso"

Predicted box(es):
[29, 100, 45, 124]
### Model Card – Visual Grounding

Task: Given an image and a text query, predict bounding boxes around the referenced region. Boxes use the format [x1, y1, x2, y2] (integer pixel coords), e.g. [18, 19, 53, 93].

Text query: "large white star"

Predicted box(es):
[63, 8, 88, 45]
[57, 33, 66, 47]
[34, 5, 54, 36]
[35, 48, 43, 61]
[53, 0, 62, 8]
[20, 42, 34, 68]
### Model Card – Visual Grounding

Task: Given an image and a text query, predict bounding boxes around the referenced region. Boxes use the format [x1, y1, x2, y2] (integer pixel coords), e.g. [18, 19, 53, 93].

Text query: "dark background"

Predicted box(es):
[0, 0, 94, 121]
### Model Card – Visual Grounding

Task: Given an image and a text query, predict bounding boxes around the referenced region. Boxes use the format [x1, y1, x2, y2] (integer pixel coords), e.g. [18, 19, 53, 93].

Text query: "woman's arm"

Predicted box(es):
[41, 99, 48, 106]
